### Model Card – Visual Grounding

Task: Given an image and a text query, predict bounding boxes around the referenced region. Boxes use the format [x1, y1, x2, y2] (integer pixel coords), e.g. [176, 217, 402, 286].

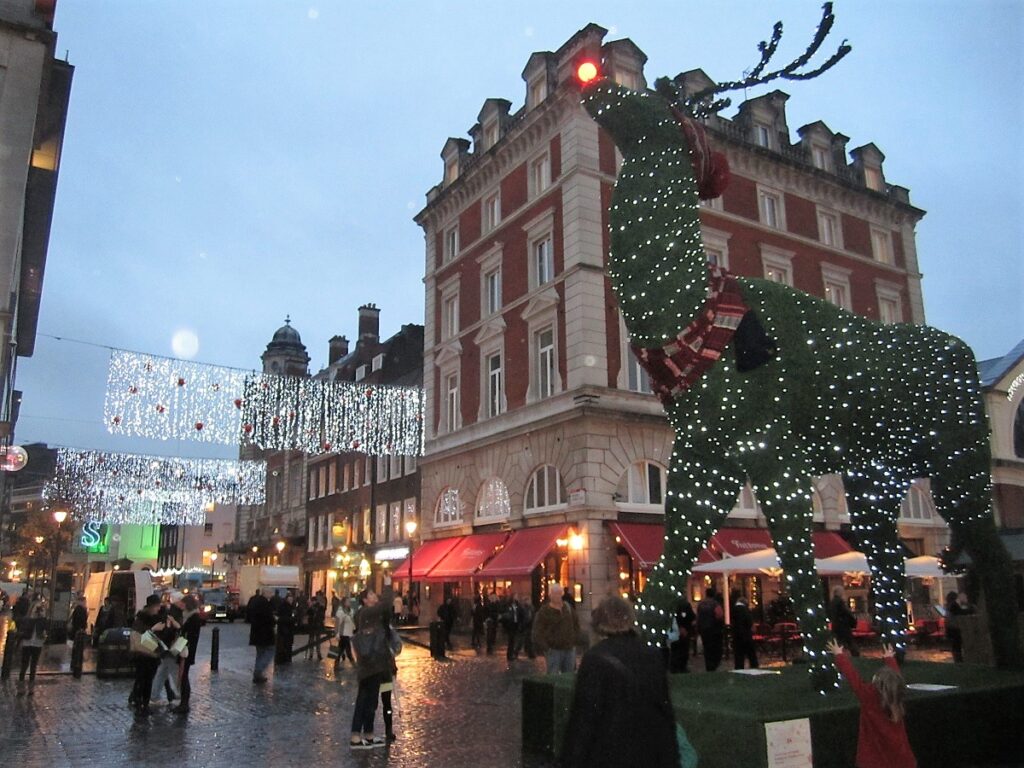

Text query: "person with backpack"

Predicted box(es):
[696, 587, 725, 671]
[349, 589, 391, 749]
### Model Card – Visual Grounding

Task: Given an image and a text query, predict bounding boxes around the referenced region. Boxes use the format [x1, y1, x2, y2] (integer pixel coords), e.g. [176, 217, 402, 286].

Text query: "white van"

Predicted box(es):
[84, 570, 154, 634]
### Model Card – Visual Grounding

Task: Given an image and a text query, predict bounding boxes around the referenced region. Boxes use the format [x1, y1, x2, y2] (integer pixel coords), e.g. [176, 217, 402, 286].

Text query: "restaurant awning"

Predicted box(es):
[476, 524, 567, 578]
[391, 536, 463, 579]
[812, 531, 853, 559]
[705, 528, 773, 558]
[608, 521, 665, 570]
[425, 532, 510, 580]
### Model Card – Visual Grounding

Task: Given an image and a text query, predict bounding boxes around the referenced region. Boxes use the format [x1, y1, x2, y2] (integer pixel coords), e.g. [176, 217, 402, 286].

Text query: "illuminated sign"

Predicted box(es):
[374, 547, 410, 562]
[81, 522, 110, 554]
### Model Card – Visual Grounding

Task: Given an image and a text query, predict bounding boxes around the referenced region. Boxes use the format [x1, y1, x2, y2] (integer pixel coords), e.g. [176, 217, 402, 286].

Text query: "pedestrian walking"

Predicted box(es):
[828, 640, 917, 767]
[68, 595, 88, 640]
[485, 591, 500, 654]
[829, 586, 860, 656]
[730, 589, 759, 670]
[696, 587, 725, 671]
[306, 592, 326, 660]
[517, 596, 536, 659]
[561, 595, 684, 768]
[501, 593, 521, 660]
[334, 596, 356, 668]
[16, 601, 47, 695]
[174, 594, 203, 714]
[669, 595, 695, 673]
[149, 600, 182, 705]
[349, 590, 391, 749]
[944, 590, 973, 663]
[532, 583, 580, 674]
[247, 589, 276, 683]
[471, 595, 486, 649]
[130, 594, 165, 715]
[392, 592, 405, 625]
[276, 593, 297, 664]
[437, 596, 457, 650]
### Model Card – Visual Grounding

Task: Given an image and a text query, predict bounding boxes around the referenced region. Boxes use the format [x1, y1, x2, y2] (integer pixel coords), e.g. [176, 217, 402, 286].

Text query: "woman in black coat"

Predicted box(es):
[561, 595, 679, 768]
[276, 593, 297, 664]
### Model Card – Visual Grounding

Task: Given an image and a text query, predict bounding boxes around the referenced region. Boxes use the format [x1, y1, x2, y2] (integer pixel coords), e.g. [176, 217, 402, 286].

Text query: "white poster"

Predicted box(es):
[764, 718, 813, 768]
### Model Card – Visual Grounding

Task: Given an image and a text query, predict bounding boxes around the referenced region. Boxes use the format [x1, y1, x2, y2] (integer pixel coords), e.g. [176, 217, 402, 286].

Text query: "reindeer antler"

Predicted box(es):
[663, 3, 851, 119]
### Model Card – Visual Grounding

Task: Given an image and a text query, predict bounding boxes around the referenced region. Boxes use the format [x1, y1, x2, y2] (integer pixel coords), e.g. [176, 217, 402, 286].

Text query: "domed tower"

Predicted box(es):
[261, 316, 310, 377]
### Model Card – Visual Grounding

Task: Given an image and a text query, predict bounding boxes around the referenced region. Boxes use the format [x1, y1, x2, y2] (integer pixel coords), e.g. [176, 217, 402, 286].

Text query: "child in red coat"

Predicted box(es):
[828, 639, 916, 768]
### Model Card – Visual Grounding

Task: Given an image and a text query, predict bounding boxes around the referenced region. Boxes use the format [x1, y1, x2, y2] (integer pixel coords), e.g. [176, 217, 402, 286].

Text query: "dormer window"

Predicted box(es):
[864, 166, 884, 191]
[355, 364, 368, 381]
[754, 122, 772, 148]
[371, 353, 384, 372]
[444, 156, 459, 185]
[615, 68, 639, 91]
[812, 145, 830, 171]
[529, 76, 548, 108]
[484, 120, 500, 149]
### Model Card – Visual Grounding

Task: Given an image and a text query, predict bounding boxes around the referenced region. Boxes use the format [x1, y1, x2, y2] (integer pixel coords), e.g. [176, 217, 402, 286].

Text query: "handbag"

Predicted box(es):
[169, 637, 188, 657]
[667, 617, 680, 644]
[352, 626, 386, 659]
[388, 626, 403, 656]
[328, 643, 341, 659]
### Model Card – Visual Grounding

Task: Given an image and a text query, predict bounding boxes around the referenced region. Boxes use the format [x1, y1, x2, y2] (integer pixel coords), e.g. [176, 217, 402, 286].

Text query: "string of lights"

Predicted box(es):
[104, 350, 424, 455]
[43, 448, 267, 525]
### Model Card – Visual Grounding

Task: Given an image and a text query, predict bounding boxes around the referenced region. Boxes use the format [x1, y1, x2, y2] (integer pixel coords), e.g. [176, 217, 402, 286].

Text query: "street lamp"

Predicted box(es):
[210, 552, 218, 581]
[275, 540, 285, 564]
[49, 509, 68, 633]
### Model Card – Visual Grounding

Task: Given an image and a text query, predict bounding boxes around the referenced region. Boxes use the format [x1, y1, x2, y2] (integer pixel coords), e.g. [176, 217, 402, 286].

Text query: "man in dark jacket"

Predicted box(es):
[828, 586, 859, 656]
[174, 595, 203, 713]
[730, 589, 759, 669]
[247, 589, 276, 683]
[696, 587, 725, 671]
[562, 595, 679, 768]
[131, 594, 165, 715]
[69, 596, 88, 639]
[669, 595, 696, 673]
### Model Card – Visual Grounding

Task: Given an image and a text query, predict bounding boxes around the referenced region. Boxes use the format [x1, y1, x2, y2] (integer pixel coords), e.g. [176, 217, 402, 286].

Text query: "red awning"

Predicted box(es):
[608, 522, 665, 570]
[812, 531, 852, 559]
[706, 528, 774, 558]
[391, 536, 462, 579]
[425, 532, 510, 580]
[476, 524, 567, 578]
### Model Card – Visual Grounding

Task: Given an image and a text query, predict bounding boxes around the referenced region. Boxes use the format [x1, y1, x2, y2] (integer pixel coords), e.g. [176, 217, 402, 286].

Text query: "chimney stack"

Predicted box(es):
[357, 303, 380, 345]
[328, 335, 349, 365]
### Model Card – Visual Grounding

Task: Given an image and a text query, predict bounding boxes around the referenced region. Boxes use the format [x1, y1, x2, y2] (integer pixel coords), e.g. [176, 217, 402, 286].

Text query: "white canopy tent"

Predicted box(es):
[814, 552, 946, 579]
[691, 547, 783, 575]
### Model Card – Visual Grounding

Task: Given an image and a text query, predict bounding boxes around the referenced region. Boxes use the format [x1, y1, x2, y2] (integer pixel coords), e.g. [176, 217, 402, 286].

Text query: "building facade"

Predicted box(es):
[414, 25, 948, 625]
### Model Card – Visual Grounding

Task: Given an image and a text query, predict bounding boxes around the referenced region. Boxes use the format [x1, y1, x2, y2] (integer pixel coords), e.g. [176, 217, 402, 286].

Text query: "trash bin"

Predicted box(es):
[429, 621, 446, 659]
[96, 627, 135, 678]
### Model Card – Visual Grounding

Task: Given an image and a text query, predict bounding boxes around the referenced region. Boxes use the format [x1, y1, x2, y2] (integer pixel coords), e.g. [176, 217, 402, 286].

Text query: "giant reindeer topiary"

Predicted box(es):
[580, 4, 1021, 689]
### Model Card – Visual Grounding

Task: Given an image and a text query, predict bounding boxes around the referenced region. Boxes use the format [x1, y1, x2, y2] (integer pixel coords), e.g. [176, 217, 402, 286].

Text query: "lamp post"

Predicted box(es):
[210, 552, 218, 581]
[275, 540, 285, 564]
[404, 519, 417, 601]
[48, 509, 68, 633]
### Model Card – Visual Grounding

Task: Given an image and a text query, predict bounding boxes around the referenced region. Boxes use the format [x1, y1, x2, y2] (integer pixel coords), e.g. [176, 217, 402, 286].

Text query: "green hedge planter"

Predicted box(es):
[522, 663, 1024, 768]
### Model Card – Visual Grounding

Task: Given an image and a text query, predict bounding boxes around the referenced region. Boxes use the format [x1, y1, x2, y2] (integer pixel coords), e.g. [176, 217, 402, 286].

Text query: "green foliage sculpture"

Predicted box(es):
[580, 4, 1022, 689]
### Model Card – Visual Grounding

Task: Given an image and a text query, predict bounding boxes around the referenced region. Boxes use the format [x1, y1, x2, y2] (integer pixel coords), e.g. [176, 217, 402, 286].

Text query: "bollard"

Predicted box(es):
[71, 630, 85, 678]
[210, 626, 219, 672]
[1, 629, 18, 680]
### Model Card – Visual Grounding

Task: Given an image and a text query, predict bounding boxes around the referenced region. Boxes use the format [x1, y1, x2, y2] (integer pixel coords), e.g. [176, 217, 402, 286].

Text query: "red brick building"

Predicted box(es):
[413, 24, 947, 623]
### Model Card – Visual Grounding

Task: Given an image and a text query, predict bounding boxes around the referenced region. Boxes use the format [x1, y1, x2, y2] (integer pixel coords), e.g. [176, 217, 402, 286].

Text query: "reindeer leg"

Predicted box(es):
[636, 435, 744, 645]
[844, 467, 910, 653]
[753, 461, 837, 691]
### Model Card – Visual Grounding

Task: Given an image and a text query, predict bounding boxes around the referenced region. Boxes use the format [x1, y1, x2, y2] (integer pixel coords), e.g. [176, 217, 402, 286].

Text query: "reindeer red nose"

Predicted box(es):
[576, 61, 599, 84]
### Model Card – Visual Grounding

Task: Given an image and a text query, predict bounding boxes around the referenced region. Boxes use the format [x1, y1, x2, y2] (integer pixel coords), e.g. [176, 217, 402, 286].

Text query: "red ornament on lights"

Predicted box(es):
[177, 377, 186, 387]
[233, 398, 243, 409]
[195, 422, 204, 431]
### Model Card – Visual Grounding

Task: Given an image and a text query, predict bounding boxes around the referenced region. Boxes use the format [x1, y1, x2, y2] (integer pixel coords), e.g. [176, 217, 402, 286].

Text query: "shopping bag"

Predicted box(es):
[328, 643, 341, 659]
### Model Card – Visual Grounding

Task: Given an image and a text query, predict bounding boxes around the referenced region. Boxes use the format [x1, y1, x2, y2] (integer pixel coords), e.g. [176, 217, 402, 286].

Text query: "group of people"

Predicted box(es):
[244, 589, 331, 675]
[129, 591, 203, 715]
[466, 591, 537, 660]
[663, 586, 759, 674]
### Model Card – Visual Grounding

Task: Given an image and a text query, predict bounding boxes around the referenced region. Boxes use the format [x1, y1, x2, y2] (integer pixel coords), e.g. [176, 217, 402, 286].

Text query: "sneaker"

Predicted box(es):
[349, 739, 373, 750]
[369, 737, 387, 748]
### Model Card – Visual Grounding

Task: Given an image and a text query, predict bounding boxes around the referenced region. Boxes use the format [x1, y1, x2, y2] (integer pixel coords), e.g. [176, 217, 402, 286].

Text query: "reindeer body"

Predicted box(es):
[582, 78, 1019, 689]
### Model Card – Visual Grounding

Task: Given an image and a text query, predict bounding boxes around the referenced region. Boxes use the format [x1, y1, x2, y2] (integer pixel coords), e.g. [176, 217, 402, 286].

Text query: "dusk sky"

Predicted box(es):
[15, 1, 1023, 461]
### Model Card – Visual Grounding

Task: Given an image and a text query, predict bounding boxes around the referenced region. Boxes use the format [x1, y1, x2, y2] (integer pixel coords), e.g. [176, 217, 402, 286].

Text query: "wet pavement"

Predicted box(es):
[0, 613, 558, 768]
[0, 610, 961, 768]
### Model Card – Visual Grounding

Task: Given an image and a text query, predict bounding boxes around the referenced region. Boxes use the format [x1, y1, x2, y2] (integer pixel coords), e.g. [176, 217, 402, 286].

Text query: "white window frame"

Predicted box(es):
[434, 488, 463, 528]
[478, 241, 503, 318]
[811, 144, 831, 171]
[444, 225, 460, 263]
[757, 185, 786, 230]
[821, 263, 853, 311]
[525, 464, 567, 514]
[817, 208, 843, 249]
[484, 349, 505, 418]
[377, 455, 389, 483]
[444, 370, 460, 433]
[529, 151, 551, 198]
[760, 244, 795, 286]
[875, 279, 904, 324]
[871, 227, 894, 265]
[355, 364, 367, 382]
[475, 477, 511, 522]
[371, 353, 384, 372]
[522, 209, 556, 290]
[753, 122, 772, 148]
[535, 326, 556, 401]
[615, 460, 668, 513]
[390, 454, 402, 479]
[308, 469, 317, 501]
[900, 480, 938, 522]
[533, 236, 554, 288]
[389, 501, 402, 543]
[700, 226, 731, 270]
[617, 313, 653, 395]
[376, 503, 388, 543]
[439, 275, 460, 341]
[483, 191, 501, 233]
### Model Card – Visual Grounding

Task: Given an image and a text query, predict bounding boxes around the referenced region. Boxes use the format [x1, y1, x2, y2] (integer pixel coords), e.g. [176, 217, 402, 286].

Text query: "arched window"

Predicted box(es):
[476, 478, 511, 522]
[1015, 399, 1024, 458]
[900, 482, 936, 521]
[615, 460, 667, 510]
[524, 465, 566, 513]
[434, 487, 463, 527]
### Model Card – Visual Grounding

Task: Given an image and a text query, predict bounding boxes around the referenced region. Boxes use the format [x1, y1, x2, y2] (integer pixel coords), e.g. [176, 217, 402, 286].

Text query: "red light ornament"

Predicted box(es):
[576, 61, 599, 84]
